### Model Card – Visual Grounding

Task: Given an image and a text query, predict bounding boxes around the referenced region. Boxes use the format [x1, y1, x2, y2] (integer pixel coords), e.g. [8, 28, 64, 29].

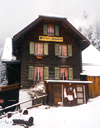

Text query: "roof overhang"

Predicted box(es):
[45, 80, 92, 84]
[2, 60, 20, 64]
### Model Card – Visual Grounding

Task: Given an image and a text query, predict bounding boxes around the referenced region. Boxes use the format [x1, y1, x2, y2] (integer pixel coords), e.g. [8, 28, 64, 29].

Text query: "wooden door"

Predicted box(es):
[54, 85, 62, 105]
[76, 85, 85, 105]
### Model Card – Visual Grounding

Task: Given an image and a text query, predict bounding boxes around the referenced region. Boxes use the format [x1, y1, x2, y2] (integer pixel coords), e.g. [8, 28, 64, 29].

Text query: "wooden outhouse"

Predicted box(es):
[3, 15, 92, 106]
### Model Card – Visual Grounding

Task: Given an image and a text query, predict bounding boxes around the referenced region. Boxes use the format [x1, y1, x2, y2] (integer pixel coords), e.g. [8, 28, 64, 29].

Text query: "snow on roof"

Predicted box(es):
[82, 45, 100, 76]
[82, 44, 100, 65]
[1, 37, 16, 61]
[45, 80, 92, 84]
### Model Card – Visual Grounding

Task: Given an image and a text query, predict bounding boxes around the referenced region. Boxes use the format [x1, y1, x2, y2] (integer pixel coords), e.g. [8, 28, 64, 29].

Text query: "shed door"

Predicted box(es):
[54, 86, 62, 104]
[76, 85, 85, 104]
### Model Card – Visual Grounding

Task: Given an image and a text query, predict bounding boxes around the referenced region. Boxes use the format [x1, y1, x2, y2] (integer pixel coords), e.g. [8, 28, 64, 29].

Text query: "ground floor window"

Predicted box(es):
[60, 68, 68, 80]
[34, 67, 43, 80]
[28, 66, 49, 81]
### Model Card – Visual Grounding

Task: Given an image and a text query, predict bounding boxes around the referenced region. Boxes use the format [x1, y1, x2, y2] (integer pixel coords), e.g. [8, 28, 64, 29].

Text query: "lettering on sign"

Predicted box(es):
[39, 36, 63, 42]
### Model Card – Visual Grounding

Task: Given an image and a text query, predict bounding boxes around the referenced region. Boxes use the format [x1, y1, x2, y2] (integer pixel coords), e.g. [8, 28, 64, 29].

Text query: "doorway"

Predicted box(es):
[54, 85, 62, 105]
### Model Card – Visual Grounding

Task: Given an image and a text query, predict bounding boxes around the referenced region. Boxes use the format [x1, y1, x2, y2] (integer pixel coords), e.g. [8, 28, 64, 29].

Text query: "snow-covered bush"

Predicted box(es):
[28, 81, 46, 98]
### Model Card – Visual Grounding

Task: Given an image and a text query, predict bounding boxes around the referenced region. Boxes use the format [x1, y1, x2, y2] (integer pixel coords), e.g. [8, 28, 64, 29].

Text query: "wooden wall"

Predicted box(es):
[16, 21, 82, 88]
[45, 82, 89, 106]
[87, 76, 100, 98]
[0, 83, 20, 112]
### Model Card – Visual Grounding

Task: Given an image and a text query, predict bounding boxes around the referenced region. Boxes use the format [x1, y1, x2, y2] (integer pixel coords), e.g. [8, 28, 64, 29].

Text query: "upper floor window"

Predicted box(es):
[55, 44, 72, 57]
[29, 42, 48, 56]
[43, 24, 59, 36]
[35, 43, 43, 56]
[59, 44, 67, 57]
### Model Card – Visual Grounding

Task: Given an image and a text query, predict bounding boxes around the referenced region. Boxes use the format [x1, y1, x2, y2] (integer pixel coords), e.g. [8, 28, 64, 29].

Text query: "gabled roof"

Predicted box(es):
[13, 15, 90, 50]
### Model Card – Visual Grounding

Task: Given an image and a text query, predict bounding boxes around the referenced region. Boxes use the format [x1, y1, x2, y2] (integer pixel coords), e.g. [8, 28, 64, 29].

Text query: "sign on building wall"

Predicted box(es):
[39, 36, 63, 42]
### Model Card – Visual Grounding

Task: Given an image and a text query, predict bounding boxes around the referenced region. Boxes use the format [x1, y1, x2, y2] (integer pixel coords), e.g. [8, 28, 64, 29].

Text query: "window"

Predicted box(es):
[29, 42, 48, 56]
[28, 66, 49, 81]
[47, 25, 54, 36]
[59, 44, 67, 57]
[55, 44, 72, 57]
[55, 67, 73, 80]
[60, 68, 68, 80]
[34, 67, 43, 81]
[43, 24, 59, 36]
[35, 43, 43, 56]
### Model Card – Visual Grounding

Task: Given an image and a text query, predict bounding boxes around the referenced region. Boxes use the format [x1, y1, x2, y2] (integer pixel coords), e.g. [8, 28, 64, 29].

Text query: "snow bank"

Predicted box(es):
[1, 96, 100, 128]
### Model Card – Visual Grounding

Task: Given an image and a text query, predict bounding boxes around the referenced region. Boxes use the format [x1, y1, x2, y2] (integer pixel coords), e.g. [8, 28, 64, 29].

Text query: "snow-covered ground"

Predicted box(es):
[0, 96, 100, 128]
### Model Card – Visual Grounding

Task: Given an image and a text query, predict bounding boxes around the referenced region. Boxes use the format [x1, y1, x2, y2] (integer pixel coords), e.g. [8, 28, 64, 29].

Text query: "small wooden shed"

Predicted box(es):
[81, 45, 100, 98]
[0, 83, 20, 112]
[45, 80, 92, 106]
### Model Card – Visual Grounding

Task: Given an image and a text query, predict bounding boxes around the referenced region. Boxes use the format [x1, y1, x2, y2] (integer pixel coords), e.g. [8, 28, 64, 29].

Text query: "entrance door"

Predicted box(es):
[54, 85, 62, 105]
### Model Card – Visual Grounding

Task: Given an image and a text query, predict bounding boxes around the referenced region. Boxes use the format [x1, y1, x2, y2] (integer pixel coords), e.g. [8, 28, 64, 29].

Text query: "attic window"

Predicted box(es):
[47, 25, 54, 36]
[43, 25, 59, 36]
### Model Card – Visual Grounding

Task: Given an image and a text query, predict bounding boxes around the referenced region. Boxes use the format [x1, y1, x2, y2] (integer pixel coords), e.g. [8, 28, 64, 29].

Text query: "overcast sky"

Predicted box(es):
[0, 0, 100, 45]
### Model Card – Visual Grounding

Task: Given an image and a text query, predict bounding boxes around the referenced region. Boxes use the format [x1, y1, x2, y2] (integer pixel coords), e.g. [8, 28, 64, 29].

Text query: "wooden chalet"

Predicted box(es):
[7, 15, 92, 106]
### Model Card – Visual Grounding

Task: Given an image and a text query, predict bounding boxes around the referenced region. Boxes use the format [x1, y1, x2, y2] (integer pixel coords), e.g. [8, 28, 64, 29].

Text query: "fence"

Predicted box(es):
[0, 94, 48, 112]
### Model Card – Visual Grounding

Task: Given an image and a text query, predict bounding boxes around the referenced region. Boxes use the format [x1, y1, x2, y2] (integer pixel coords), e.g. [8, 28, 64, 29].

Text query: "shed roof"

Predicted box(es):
[13, 15, 90, 51]
[82, 45, 100, 65]
[82, 45, 100, 76]
[45, 80, 92, 84]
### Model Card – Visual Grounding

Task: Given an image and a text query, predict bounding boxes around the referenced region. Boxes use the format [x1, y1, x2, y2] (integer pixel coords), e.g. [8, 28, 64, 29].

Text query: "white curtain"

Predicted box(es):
[73, 88, 77, 98]
[64, 87, 67, 98]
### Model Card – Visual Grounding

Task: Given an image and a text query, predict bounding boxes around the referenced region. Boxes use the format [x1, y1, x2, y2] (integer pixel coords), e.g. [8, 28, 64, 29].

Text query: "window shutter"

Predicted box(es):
[44, 67, 49, 80]
[55, 25, 59, 36]
[68, 45, 72, 57]
[55, 67, 59, 79]
[43, 24, 47, 35]
[44, 43, 48, 55]
[69, 68, 73, 80]
[28, 66, 34, 80]
[55, 44, 59, 56]
[29, 42, 34, 54]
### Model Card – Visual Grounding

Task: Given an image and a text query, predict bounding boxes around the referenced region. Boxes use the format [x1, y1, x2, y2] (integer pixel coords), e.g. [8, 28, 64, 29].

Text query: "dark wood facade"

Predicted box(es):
[11, 16, 92, 106]
[12, 16, 90, 88]
[45, 80, 91, 106]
